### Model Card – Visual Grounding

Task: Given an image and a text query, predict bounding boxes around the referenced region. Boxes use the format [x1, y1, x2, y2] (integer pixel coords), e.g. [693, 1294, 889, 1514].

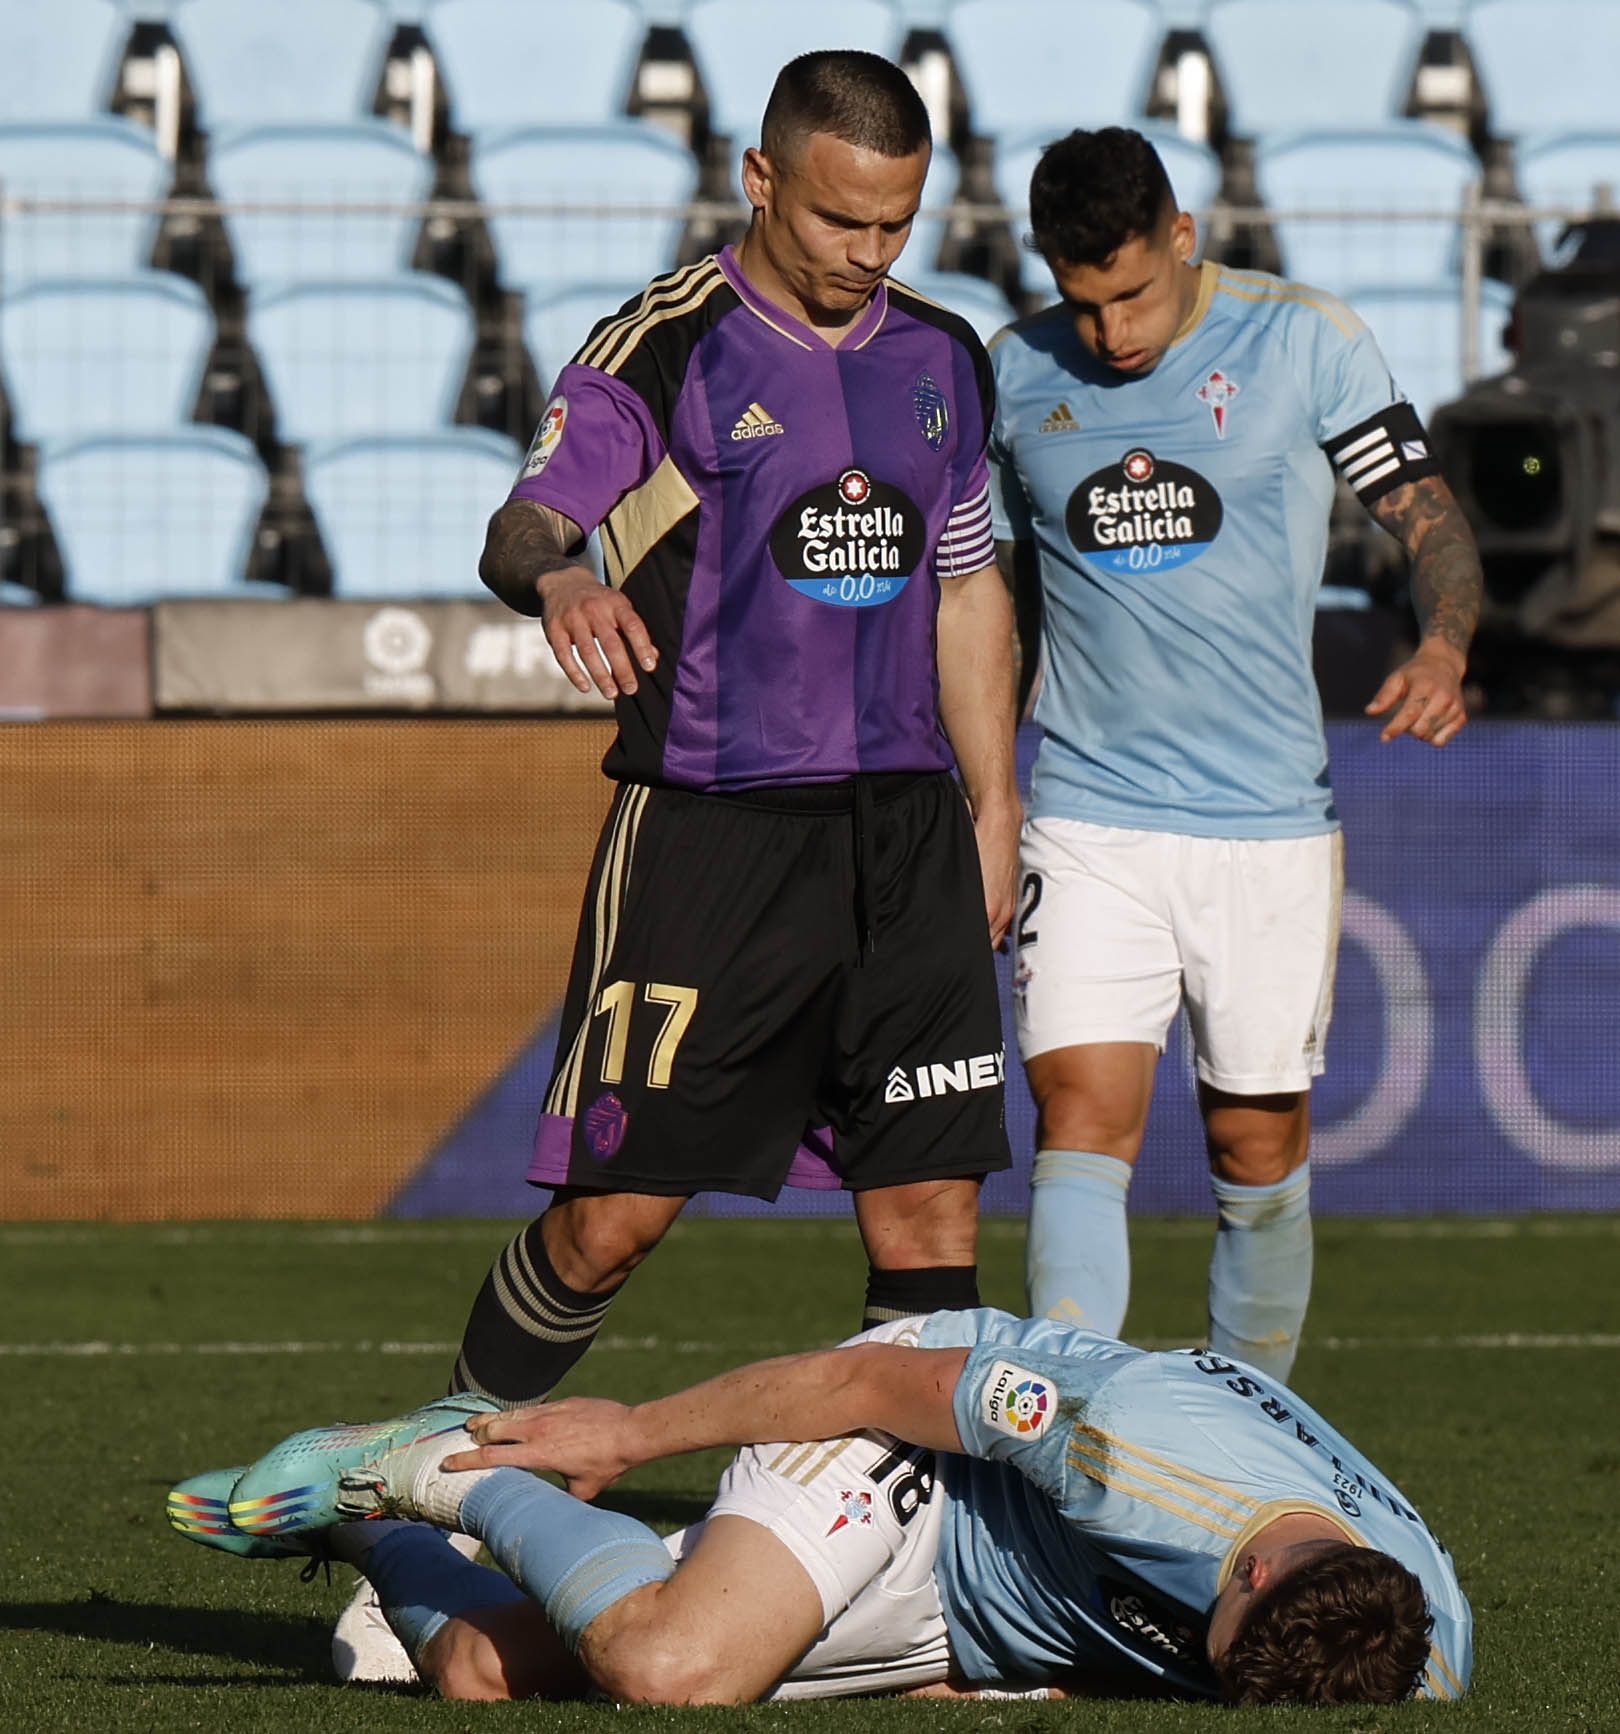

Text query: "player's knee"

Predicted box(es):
[1036, 1085, 1147, 1162]
[422, 1618, 515, 1703]
[542, 1202, 664, 1291]
[590, 1631, 742, 1706]
[1207, 1118, 1309, 1187]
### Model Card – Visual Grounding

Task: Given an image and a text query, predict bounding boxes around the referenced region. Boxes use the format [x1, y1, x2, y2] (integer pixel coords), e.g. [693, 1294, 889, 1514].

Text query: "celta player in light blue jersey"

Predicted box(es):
[990, 130, 1485, 1372]
[169, 1310, 1470, 1706]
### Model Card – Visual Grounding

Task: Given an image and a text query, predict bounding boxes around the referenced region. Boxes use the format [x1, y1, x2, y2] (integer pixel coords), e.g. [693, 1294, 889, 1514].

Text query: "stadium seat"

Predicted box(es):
[895, 271, 1018, 344]
[993, 125, 1222, 300]
[426, 0, 645, 135]
[0, 580, 41, 606]
[1204, 0, 1426, 136]
[471, 123, 698, 296]
[0, 0, 129, 120]
[1253, 124, 1480, 294]
[1515, 133, 1620, 261]
[246, 275, 475, 445]
[36, 427, 271, 603]
[948, 0, 1165, 140]
[208, 122, 434, 288]
[0, 273, 214, 445]
[523, 281, 642, 391]
[684, 0, 904, 144]
[1342, 279, 1515, 423]
[170, 0, 395, 129]
[1465, 0, 1620, 137]
[0, 120, 167, 289]
[303, 428, 522, 599]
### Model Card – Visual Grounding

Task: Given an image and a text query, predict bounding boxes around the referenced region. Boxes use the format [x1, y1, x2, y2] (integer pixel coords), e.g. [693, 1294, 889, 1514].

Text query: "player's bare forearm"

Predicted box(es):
[938, 561, 1023, 943]
[479, 498, 592, 617]
[1363, 476, 1479, 745]
[1368, 475, 1481, 668]
[447, 1345, 968, 1495]
[995, 538, 1042, 719]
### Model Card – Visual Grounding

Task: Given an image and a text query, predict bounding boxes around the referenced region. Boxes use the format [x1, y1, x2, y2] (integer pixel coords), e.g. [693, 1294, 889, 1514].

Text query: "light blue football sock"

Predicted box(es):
[356, 1523, 527, 1665]
[1208, 1161, 1314, 1382]
[1025, 1149, 1134, 1334]
[461, 1468, 674, 1653]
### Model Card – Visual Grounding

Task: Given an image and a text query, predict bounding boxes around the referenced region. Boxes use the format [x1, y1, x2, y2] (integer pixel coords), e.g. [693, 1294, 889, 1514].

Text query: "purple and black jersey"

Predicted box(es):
[510, 247, 996, 792]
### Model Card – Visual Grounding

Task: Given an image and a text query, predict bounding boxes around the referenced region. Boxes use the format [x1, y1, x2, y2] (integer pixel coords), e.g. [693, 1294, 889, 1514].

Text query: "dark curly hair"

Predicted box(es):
[1027, 126, 1174, 267]
[1214, 1542, 1435, 1706]
[760, 50, 931, 166]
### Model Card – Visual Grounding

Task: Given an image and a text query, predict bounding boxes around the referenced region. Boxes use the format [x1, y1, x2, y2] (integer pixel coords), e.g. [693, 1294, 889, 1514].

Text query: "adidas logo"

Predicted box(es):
[1039, 402, 1079, 432]
[730, 401, 785, 441]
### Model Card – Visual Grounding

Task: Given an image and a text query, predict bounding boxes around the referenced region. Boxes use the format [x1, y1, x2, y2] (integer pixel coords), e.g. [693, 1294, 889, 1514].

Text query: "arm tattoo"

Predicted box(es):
[1369, 475, 1482, 661]
[479, 498, 589, 617]
[995, 538, 1043, 718]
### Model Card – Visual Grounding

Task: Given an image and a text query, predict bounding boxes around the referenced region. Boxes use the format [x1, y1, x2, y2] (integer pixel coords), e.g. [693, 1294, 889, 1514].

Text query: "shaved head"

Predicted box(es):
[759, 49, 930, 170]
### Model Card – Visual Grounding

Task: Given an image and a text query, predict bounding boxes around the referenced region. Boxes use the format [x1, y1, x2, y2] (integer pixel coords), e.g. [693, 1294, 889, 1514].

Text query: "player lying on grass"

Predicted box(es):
[168, 1308, 1471, 1706]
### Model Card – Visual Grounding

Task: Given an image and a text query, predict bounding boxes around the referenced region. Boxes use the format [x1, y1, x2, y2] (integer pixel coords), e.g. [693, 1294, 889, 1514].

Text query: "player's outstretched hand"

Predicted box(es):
[1364, 644, 1468, 746]
[540, 567, 659, 701]
[440, 1396, 636, 1501]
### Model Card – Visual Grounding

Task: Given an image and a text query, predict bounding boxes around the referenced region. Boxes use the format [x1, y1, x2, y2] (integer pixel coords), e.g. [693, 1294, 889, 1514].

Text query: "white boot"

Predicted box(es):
[331, 1528, 483, 1684]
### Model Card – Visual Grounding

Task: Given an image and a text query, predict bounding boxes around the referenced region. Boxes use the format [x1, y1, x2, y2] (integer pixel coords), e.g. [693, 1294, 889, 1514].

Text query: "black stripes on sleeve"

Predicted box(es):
[1322, 400, 1441, 505]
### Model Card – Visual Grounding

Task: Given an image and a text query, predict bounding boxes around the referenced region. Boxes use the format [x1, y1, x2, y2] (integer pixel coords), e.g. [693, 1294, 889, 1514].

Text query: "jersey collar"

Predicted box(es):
[1168, 259, 1219, 352]
[1215, 1499, 1364, 1592]
[718, 244, 889, 353]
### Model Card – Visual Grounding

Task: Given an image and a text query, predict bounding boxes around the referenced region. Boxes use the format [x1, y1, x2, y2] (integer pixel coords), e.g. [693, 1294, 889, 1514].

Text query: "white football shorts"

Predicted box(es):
[1014, 816, 1345, 1094]
[662, 1317, 953, 1700]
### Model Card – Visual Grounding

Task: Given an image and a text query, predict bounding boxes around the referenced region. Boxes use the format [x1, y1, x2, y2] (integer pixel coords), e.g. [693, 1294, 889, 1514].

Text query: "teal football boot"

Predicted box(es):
[228, 1394, 501, 1538]
[167, 1465, 314, 1558]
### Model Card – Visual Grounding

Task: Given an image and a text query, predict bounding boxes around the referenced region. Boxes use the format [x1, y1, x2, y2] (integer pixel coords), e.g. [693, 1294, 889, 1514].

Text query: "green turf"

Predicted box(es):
[2, 1216, 1617, 1730]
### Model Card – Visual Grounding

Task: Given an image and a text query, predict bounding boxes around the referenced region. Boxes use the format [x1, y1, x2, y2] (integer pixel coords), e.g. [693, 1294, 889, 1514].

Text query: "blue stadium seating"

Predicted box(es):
[684, 0, 905, 144]
[0, 273, 214, 445]
[302, 429, 522, 599]
[523, 281, 642, 391]
[993, 124, 1222, 299]
[36, 428, 272, 603]
[896, 270, 1018, 343]
[209, 122, 434, 287]
[1343, 279, 1515, 423]
[1465, 0, 1620, 137]
[0, 120, 167, 289]
[471, 123, 698, 296]
[1204, 0, 1426, 136]
[170, 0, 395, 129]
[1515, 132, 1620, 260]
[426, 0, 645, 135]
[247, 276, 475, 445]
[1253, 124, 1480, 293]
[0, 0, 129, 120]
[949, 0, 1164, 139]
[0, 581, 40, 606]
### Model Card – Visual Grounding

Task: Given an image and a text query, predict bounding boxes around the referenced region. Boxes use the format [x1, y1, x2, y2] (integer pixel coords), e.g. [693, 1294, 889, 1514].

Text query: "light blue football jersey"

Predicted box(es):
[991, 263, 1408, 838]
[915, 1309, 1472, 1700]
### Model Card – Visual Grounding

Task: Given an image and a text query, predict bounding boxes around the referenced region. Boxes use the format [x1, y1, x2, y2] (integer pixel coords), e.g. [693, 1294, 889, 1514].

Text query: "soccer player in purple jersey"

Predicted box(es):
[450, 52, 1020, 1409]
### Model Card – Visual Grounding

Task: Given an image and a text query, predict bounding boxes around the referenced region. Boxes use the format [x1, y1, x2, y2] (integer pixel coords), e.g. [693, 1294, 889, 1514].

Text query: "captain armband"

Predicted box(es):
[1322, 401, 1441, 506]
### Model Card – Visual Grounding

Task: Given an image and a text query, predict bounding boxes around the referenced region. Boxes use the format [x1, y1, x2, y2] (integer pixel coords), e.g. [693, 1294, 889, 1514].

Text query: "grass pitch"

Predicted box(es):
[2, 1215, 1617, 1731]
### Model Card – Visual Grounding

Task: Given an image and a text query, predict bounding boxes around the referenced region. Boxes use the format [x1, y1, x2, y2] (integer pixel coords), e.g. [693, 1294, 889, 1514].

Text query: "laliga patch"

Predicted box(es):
[1065, 447, 1223, 577]
[768, 467, 924, 607]
[519, 396, 568, 480]
[980, 1361, 1054, 1438]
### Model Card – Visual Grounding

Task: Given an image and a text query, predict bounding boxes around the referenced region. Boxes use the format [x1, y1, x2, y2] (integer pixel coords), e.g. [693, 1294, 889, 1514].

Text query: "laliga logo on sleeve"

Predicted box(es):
[519, 396, 568, 480]
[981, 1361, 1053, 1439]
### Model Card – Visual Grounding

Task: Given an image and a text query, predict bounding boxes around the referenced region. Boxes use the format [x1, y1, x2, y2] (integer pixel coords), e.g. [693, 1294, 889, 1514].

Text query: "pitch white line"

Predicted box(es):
[3, 1331, 1618, 1359]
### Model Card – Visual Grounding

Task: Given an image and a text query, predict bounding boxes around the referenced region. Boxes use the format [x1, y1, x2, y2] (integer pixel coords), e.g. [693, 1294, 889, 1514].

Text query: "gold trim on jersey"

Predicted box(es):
[733, 292, 816, 352]
[1425, 1646, 1463, 1700]
[1215, 1500, 1363, 1592]
[1169, 258, 1220, 349]
[1210, 263, 1361, 338]
[1067, 1424, 1258, 1540]
[600, 454, 700, 588]
[581, 259, 730, 378]
[544, 784, 651, 1117]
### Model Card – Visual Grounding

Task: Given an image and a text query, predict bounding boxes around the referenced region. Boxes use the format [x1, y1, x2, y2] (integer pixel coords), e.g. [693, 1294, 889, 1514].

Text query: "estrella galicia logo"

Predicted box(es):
[769, 467, 925, 608]
[1065, 447, 1223, 576]
[1100, 1580, 1201, 1665]
[912, 370, 948, 450]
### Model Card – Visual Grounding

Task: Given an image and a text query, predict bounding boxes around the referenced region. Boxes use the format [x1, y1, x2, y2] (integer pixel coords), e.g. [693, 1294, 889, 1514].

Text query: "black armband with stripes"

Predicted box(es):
[1323, 401, 1440, 505]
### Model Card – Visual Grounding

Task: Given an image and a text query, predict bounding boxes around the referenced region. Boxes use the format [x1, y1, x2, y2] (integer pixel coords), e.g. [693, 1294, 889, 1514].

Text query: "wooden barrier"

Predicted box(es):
[0, 719, 615, 1219]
